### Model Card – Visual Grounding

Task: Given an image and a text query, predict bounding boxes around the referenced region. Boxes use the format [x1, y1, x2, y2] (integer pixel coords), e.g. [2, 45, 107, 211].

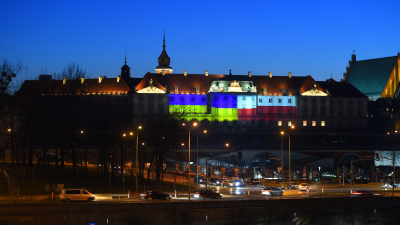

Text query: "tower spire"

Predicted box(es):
[124, 52, 127, 65]
[163, 29, 166, 50]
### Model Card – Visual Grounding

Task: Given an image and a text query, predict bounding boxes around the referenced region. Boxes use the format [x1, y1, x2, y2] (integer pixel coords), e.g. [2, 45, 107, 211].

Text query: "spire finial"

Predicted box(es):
[353, 49, 355, 55]
[163, 29, 166, 50]
[124, 51, 127, 65]
[229, 69, 232, 75]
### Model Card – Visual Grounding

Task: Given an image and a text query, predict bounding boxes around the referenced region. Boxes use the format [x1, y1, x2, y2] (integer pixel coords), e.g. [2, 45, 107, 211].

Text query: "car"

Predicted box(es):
[194, 176, 206, 184]
[140, 191, 172, 200]
[287, 182, 299, 189]
[351, 190, 380, 197]
[59, 189, 95, 202]
[209, 178, 222, 185]
[247, 179, 261, 185]
[262, 186, 284, 196]
[381, 182, 392, 189]
[233, 180, 245, 187]
[194, 190, 222, 199]
[222, 180, 235, 187]
[298, 183, 309, 191]
[220, 176, 229, 181]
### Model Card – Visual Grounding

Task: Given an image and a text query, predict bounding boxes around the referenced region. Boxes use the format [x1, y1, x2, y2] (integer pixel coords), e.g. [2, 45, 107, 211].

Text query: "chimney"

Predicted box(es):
[81, 76, 85, 84]
[63, 77, 66, 85]
[269, 72, 272, 78]
[205, 70, 208, 76]
[117, 75, 121, 82]
[184, 70, 187, 76]
[248, 71, 251, 77]
[288, 72, 292, 78]
[162, 70, 165, 75]
[99, 75, 103, 83]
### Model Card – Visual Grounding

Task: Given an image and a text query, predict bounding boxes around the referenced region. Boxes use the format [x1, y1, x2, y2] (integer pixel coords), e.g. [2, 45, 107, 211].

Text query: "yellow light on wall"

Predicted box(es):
[303, 120, 307, 126]
[312, 121, 316, 126]
[321, 121, 326, 126]
[278, 121, 282, 126]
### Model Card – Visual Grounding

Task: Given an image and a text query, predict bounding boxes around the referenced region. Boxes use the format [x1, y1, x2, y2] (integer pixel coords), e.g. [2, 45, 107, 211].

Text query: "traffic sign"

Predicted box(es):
[281, 179, 284, 183]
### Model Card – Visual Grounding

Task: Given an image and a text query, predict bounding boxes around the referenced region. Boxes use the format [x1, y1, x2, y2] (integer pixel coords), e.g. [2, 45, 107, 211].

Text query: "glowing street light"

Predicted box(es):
[196, 130, 207, 190]
[183, 121, 197, 201]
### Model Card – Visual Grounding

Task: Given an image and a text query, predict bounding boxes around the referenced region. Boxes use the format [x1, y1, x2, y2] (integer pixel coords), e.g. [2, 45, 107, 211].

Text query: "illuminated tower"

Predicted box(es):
[155, 31, 173, 74]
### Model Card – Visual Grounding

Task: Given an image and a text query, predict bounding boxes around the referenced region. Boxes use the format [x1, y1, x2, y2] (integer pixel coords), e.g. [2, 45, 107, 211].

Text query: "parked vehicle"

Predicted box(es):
[209, 178, 222, 185]
[59, 189, 95, 202]
[262, 186, 284, 196]
[220, 175, 229, 181]
[287, 182, 299, 189]
[298, 183, 309, 191]
[222, 180, 235, 187]
[140, 191, 172, 200]
[247, 179, 260, 185]
[194, 176, 206, 184]
[194, 190, 222, 199]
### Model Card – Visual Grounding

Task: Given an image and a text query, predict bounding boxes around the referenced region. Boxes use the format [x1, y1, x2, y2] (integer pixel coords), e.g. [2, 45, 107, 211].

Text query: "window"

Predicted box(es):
[269, 99, 272, 103]
[358, 111, 362, 117]
[169, 97, 173, 101]
[233, 97, 237, 100]
[312, 98, 316, 104]
[303, 98, 307, 103]
[149, 95, 153, 101]
[321, 99, 325, 104]
[348, 110, 353, 117]
[338, 99, 342, 105]
[148, 105, 153, 114]
[125, 97, 128, 102]
[252, 119, 255, 126]
[302, 107, 307, 116]
[278, 109, 282, 115]
[191, 108, 195, 114]
[358, 100, 362, 105]
[386, 108, 389, 112]
[138, 104, 143, 115]
[321, 106, 326, 116]
[191, 97, 195, 102]
[303, 120, 307, 126]
[181, 97, 184, 101]
[312, 107, 316, 116]
[242, 119, 246, 125]
[158, 105, 164, 114]
[233, 120, 238, 125]
[159, 95, 163, 100]
[224, 128, 228, 131]
[169, 108, 173, 115]
[118, 97, 121, 102]
[288, 121, 292, 126]
[278, 99, 282, 103]
[338, 110, 342, 117]
[139, 95, 143, 101]
[223, 119, 228, 125]
[259, 98, 262, 103]
[214, 96, 218, 100]
[201, 97, 206, 102]
[243, 97, 246, 100]
[223, 96, 228, 100]
[288, 109, 292, 115]
[312, 121, 316, 126]
[288, 99, 292, 103]
[321, 121, 325, 126]
[202, 108, 206, 114]
[348, 100, 353, 105]
[214, 119, 218, 125]
[278, 121, 282, 126]
[242, 128, 246, 132]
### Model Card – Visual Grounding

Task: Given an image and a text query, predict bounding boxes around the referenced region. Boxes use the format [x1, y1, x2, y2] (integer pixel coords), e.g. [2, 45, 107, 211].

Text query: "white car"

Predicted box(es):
[59, 189, 95, 202]
[262, 186, 284, 196]
[298, 183, 309, 191]
[222, 180, 235, 187]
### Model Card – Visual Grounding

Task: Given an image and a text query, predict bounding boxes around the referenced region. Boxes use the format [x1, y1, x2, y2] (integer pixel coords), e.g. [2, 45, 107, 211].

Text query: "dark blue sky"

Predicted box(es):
[2, 0, 399, 82]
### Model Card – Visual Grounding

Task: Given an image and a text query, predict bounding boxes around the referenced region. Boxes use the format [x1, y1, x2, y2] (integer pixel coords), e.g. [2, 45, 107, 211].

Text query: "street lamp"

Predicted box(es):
[197, 130, 207, 191]
[183, 121, 197, 200]
[281, 126, 295, 183]
[136, 126, 142, 193]
[7, 128, 11, 163]
[388, 131, 397, 199]
[80, 130, 87, 176]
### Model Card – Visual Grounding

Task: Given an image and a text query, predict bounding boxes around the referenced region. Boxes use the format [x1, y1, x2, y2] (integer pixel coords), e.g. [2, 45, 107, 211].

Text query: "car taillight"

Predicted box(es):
[268, 190, 271, 192]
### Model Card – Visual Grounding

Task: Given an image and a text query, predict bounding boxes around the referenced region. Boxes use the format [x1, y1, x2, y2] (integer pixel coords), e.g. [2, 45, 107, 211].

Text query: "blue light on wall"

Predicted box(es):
[169, 94, 207, 105]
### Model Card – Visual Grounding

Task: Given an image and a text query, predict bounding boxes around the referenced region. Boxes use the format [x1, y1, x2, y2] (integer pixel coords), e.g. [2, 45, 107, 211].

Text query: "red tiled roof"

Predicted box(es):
[18, 77, 131, 95]
[136, 73, 324, 95]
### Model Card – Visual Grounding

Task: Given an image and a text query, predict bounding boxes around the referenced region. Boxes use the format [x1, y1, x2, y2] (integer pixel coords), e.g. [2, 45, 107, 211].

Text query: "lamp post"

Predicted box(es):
[136, 126, 142, 193]
[183, 122, 197, 201]
[80, 130, 87, 176]
[197, 130, 207, 191]
[280, 126, 295, 184]
[388, 131, 397, 199]
[7, 128, 11, 163]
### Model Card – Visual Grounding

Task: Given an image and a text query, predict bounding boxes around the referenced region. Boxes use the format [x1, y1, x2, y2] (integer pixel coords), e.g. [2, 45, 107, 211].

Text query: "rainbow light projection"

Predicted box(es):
[169, 93, 298, 124]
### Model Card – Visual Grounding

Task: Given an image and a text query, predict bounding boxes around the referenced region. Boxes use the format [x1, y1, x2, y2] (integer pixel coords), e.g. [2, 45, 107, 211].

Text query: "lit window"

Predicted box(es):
[202, 108, 206, 114]
[278, 121, 282, 126]
[387, 108, 389, 111]
[312, 121, 316, 126]
[321, 121, 325, 126]
[169, 108, 173, 115]
[242, 119, 246, 125]
[288, 121, 292, 126]
[303, 120, 307, 126]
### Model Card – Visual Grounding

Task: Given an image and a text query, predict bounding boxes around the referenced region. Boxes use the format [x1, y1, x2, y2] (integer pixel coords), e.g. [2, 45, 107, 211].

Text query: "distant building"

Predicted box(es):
[342, 52, 400, 100]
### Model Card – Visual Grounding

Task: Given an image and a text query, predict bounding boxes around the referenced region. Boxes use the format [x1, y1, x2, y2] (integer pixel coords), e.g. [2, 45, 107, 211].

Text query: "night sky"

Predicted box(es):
[2, 0, 399, 82]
